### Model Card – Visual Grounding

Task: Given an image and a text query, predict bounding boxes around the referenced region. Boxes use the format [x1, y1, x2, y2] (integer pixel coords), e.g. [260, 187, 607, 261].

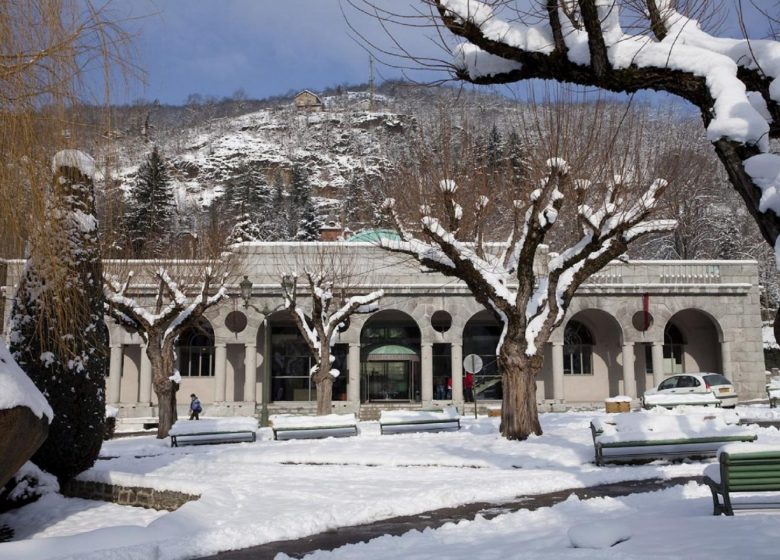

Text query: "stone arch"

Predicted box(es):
[360, 309, 422, 403]
[663, 308, 723, 375]
[176, 317, 216, 378]
[563, 309, 624, 399]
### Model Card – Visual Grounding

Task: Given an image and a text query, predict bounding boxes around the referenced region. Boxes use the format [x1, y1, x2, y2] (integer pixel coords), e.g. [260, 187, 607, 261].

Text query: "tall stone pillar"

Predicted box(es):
[139, 345, 152, 404]
[451, 342, 463, 402]
[214, 343, 227, 402]
[552, 342, 564, 402]
[107, 344, 123, 405]
[651, 342, 665, 388]
[421, 343, 433, 403]
[622, 343, 636, 398]
[348, 343, 361, 405]
[244, 343, 257, 403]
[721, 340, 732, 379]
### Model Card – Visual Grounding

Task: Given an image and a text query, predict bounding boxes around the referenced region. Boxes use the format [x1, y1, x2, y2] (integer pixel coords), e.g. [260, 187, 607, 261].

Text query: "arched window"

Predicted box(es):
[563, 320, 593, 375]
[177, 320, 215, 377]
[663, 323, 685, 374]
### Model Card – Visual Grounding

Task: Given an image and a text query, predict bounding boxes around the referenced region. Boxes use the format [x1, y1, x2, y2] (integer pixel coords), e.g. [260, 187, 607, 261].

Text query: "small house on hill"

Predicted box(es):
[294, 90, 324, 112]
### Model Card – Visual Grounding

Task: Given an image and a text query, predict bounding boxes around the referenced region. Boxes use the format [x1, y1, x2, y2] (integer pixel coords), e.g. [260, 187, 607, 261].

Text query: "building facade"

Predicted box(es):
[0, 243, 766, 418]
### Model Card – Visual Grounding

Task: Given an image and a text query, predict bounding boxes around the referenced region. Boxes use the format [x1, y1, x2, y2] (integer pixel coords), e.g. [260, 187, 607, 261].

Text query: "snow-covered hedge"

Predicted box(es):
[643, 393, 719, 407]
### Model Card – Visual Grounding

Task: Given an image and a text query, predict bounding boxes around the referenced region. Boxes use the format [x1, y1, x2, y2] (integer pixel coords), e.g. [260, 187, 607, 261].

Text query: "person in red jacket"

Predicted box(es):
[464, 372, 474, 402]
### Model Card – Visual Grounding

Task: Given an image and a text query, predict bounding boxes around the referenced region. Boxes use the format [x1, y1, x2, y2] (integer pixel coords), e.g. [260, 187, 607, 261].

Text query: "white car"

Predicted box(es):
[644, 373, 738, 408]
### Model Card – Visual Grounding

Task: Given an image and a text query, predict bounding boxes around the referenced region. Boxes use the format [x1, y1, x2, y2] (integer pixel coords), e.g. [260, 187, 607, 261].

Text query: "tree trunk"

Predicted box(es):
[315, 372, 334, 415]
[311, 343, 334, 416]
[499, 337, 543, 440]
[146, 337, 178, 438]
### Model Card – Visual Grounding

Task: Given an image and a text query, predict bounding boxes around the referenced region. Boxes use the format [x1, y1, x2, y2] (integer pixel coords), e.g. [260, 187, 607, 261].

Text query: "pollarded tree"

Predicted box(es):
[381, 160, 675, 440]
[355, 0, 780, 324]
[103, 266, 227, 438]
[126, 146, 175, 257]
[10, 151, 109, 480]
[281, 254, 383, 415]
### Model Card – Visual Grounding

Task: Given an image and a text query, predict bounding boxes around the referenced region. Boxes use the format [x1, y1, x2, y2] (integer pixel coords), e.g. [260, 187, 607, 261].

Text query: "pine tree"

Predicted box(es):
[296, 196, 322, 241]
[288, 164, 310, 239]
[10, 151, 108, 481]
[227, 213, 263, 244]
[126, 146, 175, 257]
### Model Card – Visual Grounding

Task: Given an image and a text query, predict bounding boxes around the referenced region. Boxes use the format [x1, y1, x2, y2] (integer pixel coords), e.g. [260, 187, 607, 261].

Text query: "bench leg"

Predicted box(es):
[708, 486, 723, 516]
[723, 491, 734, 516]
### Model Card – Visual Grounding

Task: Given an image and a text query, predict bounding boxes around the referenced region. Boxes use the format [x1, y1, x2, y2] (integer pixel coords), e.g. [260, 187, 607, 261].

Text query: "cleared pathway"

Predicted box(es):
[200, 476, 698, 560]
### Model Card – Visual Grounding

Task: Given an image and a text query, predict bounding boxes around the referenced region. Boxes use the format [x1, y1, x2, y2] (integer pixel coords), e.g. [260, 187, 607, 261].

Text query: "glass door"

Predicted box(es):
[362, 361, 418, 402]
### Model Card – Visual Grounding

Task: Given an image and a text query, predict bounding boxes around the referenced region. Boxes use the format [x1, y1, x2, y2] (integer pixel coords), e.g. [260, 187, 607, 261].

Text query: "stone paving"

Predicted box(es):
[199, 476, 698, 560]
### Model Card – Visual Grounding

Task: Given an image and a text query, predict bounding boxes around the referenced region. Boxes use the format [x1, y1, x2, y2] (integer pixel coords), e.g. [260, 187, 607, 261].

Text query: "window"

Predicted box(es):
[663, 324, 685, 374]
[177, 321, 215, 377]
[563, 320, 593, 375]
[658, 377, 678, 391]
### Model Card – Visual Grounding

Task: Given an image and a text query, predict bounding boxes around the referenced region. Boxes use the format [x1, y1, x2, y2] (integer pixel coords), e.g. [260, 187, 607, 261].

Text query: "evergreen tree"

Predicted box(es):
[227, 213, 264, 244]
[485, 124, 503, 172]
[126, 146, 175, 257]
[267, 170, 288, 240]
[288, 164, 309, 239]
[10, 151, 108, 481]
[296, 195, 322, 241]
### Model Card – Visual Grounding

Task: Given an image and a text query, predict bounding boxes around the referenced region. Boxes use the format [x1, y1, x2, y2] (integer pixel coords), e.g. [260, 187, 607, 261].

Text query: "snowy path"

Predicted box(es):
[1, 411, 778, 560]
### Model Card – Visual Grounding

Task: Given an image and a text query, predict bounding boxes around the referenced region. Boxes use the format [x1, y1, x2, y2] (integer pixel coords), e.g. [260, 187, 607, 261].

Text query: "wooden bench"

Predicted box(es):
[703, 444, 780, 515]
[379, 408, 461, 435]
[767, 384, 780, 408]
[270, 413, 358, 441]
[591, 414, 756, 466]
[170, 430, 256, 447]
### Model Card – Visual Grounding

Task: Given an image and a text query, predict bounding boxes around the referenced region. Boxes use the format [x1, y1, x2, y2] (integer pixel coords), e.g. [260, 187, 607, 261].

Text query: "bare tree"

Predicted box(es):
[350, 0, 780, 320]
[280, 245, 383, 415]
[378, 99, 676, 440]
[103, 265, 228, 438]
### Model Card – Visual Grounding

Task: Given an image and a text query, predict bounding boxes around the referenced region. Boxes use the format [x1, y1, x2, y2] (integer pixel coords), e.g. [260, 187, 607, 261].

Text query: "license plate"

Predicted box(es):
[719, 387, 729, 394]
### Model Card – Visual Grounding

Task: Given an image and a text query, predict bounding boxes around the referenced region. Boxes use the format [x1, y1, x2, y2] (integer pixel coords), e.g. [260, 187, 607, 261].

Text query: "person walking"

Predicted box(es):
[464, 372, 474, 403]
[189, 393, 202, 420]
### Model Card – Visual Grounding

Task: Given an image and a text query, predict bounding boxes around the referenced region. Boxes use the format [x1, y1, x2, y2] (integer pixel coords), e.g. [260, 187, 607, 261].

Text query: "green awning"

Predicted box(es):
[348, 229, 401, 243]
[365, 344, 419, 361]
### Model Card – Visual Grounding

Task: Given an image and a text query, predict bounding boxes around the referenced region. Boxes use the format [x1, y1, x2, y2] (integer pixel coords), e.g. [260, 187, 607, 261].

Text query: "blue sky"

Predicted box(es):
[111, 1, 775, 106]
[113, 0, 438, 104]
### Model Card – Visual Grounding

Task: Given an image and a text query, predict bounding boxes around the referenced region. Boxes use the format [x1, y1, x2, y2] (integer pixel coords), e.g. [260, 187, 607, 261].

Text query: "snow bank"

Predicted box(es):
[0, 339, 53, 421]
[168, 417, 257, 436]
[605, 395, 632, 403]
[568, 520, 631, 549]
[270, 413, 356, 429]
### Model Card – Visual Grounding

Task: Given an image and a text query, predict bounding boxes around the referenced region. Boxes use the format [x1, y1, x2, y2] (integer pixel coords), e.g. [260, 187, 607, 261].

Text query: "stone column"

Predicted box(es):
[107, 344, 123, 405]
[552, 342, 564, 402]
[244, 343, 257, 403]
[348, 343, 361, 404]
[451, 342, 463, 402]
[622, 343, 636, 398]
[139, 345, 152, 405]
[721, 340, 732, 379]
[651, 342, 665, 387]
[421, 343, 433, 403]
[214, 343, 227, 402]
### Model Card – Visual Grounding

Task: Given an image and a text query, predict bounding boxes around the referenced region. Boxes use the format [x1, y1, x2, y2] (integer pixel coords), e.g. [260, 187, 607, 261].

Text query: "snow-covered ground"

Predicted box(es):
[1, 409, 779, 560]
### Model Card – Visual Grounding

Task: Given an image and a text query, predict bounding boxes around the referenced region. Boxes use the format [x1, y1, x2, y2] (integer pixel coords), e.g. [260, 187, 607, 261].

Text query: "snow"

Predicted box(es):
[52, 150, 95, 179]
[764, 323, 780, 350]
[605, 395, 632, 403]
[380, 405, 460, 423]
[2, 409, 779, 560]
[0, 338, 53, 420]
[269, 413, 356, 429]
[168, 417, 258, 436]
[642, 393, 720, 406]
[568, 519, 631, 549]
[592, 411, 752, 444]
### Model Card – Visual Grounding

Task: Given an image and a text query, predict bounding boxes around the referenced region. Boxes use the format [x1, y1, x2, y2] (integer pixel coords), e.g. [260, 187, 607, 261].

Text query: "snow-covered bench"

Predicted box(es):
[767, 381, 780, 408]
[379, 406, 461, 435]
[704, 443, 780, 515]
[270, 413, 358, 441]
[641, 392, 721, 409]
[169, 417, 258, 447]
[590, 411, 756, 466]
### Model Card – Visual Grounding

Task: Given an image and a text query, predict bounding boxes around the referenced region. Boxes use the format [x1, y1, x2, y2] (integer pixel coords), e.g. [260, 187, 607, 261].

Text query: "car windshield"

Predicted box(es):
[703, 374, 731, 386]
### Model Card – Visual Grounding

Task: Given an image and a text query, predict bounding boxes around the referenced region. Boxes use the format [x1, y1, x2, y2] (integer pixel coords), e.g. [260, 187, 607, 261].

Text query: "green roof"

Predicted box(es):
[348, 229, 401, 243]
[368, 344, 418, 356]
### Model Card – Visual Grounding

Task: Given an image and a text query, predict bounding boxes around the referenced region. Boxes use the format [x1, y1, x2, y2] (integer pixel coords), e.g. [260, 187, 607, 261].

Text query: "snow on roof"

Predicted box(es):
[52, 150, 95, 179]
[0, 339, 53, 421]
